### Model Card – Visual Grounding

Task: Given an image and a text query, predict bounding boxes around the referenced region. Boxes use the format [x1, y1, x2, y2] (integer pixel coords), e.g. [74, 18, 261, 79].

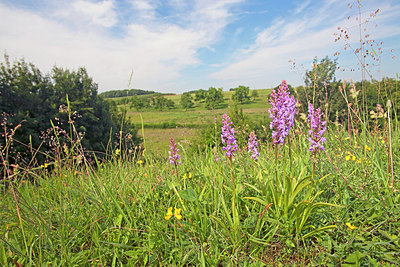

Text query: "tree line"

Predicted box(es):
[99, 88, 156, 98]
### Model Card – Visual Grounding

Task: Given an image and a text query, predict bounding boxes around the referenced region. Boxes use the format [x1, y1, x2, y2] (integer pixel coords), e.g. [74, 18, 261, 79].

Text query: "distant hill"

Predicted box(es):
[100, 88, 156, 98]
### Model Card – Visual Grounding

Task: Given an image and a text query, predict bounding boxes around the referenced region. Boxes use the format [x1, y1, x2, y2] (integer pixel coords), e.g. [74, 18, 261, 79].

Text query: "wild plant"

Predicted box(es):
[245, 80, 339, 248]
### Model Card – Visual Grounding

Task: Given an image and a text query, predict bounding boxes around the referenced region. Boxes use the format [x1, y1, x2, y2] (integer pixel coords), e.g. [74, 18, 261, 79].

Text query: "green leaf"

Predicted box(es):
[180, 188, 197, 202]
[114, 214, 123, 227]
[243, 196, 269, 206]
[302, 225, 337, 239]
[0, 244, 6, 266]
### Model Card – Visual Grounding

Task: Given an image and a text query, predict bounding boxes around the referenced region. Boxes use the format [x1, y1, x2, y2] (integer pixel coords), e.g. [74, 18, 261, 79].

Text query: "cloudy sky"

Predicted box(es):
[0, 0, 399, 93]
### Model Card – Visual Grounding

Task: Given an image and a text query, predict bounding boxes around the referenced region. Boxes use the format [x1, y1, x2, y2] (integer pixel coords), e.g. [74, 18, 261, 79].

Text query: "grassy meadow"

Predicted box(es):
[1, 83, 399, 265]
[124, 89, 271, 154]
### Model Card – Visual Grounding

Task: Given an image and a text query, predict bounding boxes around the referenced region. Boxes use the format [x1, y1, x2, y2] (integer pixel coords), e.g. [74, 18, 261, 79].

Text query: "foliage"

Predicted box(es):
[194, 89, 207, 103]
[153, 93, 175, 111]
[180, 92, 194, 109]
[129, 95, 151, 111]
[99, 88, 156, 98]
[232, 85, 251, 104]
[205, 87, 224, 110]
[0, 55, 140, 164]
[1, 111, 398, 265]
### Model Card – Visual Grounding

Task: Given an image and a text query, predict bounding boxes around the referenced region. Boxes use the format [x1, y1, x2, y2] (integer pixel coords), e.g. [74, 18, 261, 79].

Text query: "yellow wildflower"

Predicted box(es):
[188, 172, 192, 178]
[165, 207, 182, 220]
[40, 163, 49, 168]
[174, 208, 182, 220]
[352, 155, 356, 161]
[345, 137, 350, 140]
[137, 160, 143, 164]
[356, 158, 361, 164]
[365, 145, 371, 151]
[345, 155, 351, 161]
[165, 207, 173, 220]
[346, 222, 357, 230]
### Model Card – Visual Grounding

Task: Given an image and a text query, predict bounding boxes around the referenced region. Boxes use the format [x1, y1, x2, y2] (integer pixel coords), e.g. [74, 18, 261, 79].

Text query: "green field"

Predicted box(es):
[118, 89, 272, 153]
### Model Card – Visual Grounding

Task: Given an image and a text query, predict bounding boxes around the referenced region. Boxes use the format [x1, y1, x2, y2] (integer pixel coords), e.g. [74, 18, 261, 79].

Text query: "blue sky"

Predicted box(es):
[0, 0, 399, 93]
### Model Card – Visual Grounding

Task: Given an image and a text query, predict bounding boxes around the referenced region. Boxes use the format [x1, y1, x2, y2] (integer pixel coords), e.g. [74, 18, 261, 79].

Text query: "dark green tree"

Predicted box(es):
[195, 89, 207, 102]
[153, 94, 175, 111]
[0, 55, 140, 164]
[232, 85, 250, 104]
[205, 87, 224, 110]
[180, 92, 194, 109]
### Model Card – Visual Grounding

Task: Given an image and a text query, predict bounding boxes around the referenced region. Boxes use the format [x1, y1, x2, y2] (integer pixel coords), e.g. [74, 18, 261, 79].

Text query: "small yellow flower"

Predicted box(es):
[365, 145, 371, 151]
[346, 222, 357, 230]
[165, 207, 173, 220]
[40, 163, 49, 168]
[345, 155, 351, 161]
[165, 207, 182, 221]
[345, 137, 350, 140]
[356, 158, 361, 164]
[174, 208, 182, 220]
[352, 155, 356, 161]
[188, 172, 192, 179]
[137, 160, 143, 164]
[183, 173, 187, 179]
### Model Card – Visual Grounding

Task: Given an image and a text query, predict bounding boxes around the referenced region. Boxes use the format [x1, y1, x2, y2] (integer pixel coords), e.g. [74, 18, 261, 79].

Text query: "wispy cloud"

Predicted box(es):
[0, 0, 243, 92]
[130, 0, 158, 20]
[56, 0, 118, 28]
[0, 0, 398, 93]
[210, 0, 400, 88]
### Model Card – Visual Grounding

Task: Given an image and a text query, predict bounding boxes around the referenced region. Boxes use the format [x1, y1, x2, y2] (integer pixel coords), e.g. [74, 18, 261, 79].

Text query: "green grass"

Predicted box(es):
[121, 89, 271, 153]
[1, 118, 399, 266]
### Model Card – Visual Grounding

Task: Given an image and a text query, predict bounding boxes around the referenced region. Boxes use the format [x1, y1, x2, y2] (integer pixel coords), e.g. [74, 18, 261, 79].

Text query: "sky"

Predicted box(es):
[0, 0, 399, 93]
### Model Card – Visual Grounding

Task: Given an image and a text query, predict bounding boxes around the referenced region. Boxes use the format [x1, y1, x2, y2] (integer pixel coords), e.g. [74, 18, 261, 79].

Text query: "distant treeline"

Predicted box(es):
[100, 88, 156, 98]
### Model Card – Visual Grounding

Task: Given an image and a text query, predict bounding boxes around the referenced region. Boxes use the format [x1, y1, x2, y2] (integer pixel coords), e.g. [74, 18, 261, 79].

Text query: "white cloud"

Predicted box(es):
[56, 0, 118, 28]
[0, 0, 398, 93]
[210, 0, 400, 89]
[130, 0, 158, 20]
[0, 0, 244, 92]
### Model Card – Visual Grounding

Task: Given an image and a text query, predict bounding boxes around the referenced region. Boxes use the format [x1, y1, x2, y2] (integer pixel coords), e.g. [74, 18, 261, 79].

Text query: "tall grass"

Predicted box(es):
[1, 102, 399, 265]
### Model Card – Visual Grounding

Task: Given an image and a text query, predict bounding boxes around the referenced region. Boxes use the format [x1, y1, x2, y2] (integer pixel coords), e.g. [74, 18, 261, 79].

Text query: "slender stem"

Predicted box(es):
[230, 156, 236, 204]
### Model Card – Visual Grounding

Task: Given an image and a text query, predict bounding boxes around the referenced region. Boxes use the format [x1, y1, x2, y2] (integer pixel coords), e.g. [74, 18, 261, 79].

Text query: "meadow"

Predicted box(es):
[123, 89, 271, 154]
[1, 82, 399, 266]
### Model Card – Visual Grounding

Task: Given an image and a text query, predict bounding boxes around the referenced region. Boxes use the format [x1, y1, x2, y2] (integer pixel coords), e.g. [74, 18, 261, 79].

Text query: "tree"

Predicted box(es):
[195, 89, 207, 102]
[153, 94, 175, 111]
[296, 56, 339, 119]
[129, 95, 150, 111]
[205, 87, 224, 110]
[180, 92, 194, 109]
[305, 57, 338, 89]
[0, 55, 140, 164]
[232, 85, 250, 104]
[251, 90, 259, 101]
